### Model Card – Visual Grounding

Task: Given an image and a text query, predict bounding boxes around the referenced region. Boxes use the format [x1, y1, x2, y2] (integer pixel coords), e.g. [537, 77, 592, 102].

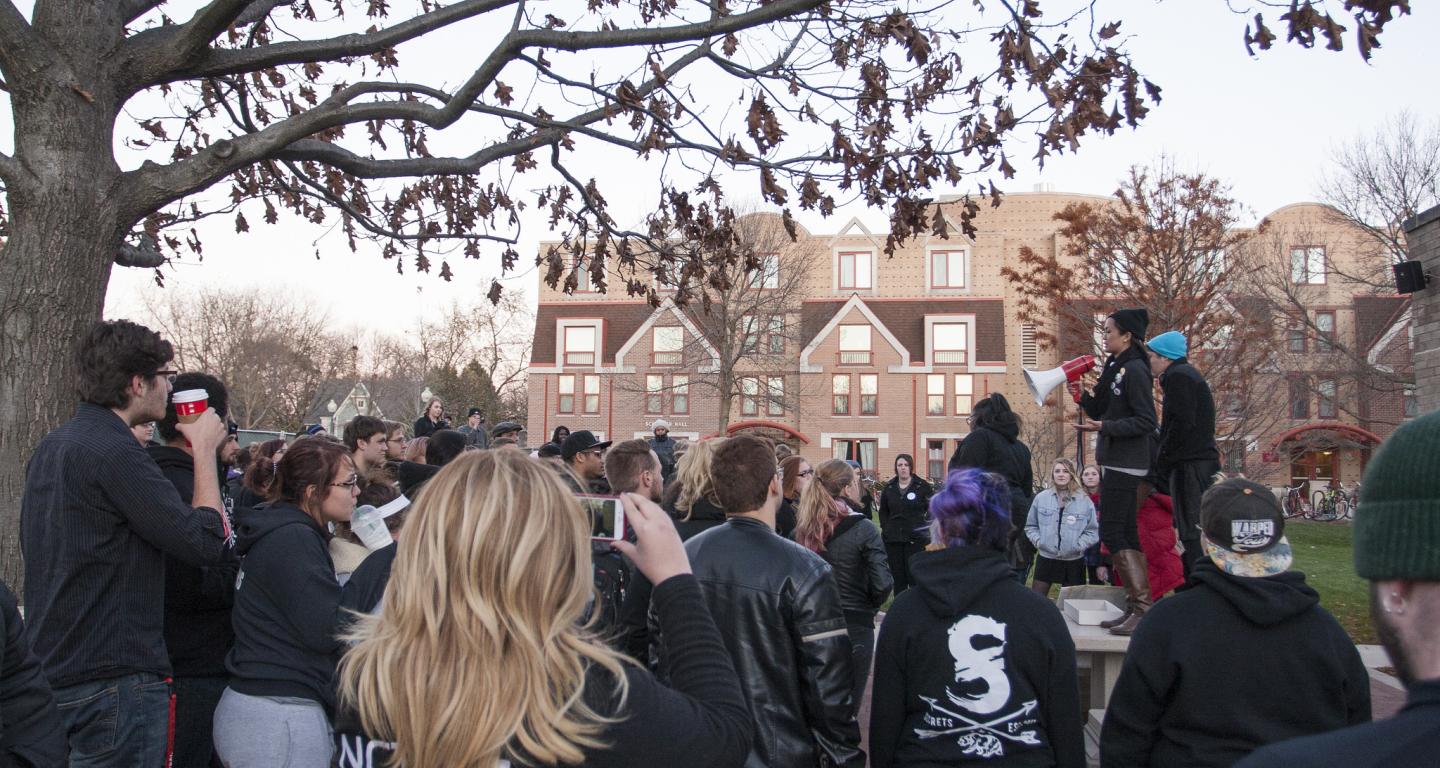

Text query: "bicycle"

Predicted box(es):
[1310, 487, 1350, 522]
[1282, 483, 1310, 519]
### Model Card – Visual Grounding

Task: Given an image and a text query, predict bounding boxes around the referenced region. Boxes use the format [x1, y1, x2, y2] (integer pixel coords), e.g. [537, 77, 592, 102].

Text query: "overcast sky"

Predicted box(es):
[88, 1, 1440, 331]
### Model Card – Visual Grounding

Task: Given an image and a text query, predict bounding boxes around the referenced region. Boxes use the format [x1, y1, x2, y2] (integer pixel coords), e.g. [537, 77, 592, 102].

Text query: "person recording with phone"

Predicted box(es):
[333, 450, 753, 767]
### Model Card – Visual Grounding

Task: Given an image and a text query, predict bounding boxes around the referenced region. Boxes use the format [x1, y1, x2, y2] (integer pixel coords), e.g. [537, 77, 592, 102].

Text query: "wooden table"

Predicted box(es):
[1065, 615, 1132, 712]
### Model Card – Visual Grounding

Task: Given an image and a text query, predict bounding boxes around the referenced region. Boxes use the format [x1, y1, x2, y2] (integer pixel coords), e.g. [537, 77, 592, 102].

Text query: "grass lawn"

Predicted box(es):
[1285, 520, 1375, 645]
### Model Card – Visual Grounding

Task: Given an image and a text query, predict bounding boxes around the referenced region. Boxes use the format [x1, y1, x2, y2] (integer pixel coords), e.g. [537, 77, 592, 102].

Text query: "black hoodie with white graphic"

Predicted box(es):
[1100, 561, 1370, 768]
[870, 546, 1083, 767]
[226, 503, 344, 711]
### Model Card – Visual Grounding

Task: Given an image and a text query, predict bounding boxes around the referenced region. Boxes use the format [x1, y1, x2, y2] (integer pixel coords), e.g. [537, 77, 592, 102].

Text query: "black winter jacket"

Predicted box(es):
[656, 516, 865, 768]
[1080, 346, 1157, 471]
[1155, 358, 1219, 474]
[820, 513, 893, 622]
[0, 580, 66, 767]
[1236, 679, 1440, 768]
[878, 476, 933, 544]
[226, 503, 344, 711]
[1100, 562, 1370, 767]
[869, 546, 1084, 768]
[149, 445, 239, 679]
[674, 497, 726, 542]
[950, 422, 1034, 523]
[411, 415, 448, 438]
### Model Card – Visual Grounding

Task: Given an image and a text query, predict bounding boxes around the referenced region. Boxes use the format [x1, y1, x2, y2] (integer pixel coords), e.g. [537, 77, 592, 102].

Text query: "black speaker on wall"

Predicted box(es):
[1394, 260, 1430, 295]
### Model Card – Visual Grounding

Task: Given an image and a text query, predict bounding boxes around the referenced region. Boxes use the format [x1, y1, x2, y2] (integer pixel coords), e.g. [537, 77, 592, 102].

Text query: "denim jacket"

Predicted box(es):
[1024, 489, 1099, 561]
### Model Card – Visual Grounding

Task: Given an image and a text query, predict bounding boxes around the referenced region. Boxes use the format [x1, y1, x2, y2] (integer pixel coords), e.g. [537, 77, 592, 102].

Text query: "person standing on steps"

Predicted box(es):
[1076, 308, 1158, 636]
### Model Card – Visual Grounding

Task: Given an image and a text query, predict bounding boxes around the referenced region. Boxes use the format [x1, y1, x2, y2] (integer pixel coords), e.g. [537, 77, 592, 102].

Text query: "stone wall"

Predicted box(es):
[1403, 205, 1440, 414]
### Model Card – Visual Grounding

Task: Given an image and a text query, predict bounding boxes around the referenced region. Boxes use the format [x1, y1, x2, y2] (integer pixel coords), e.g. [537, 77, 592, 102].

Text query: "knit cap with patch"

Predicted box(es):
[1354, 409, 1440, 580]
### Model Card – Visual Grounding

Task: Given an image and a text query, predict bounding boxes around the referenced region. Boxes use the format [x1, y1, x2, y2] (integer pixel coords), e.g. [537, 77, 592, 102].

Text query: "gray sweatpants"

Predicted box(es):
[213, 687, 334, 767]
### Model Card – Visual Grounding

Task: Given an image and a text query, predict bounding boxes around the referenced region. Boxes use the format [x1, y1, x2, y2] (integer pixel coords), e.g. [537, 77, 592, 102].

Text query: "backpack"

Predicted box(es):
[586, 542, 631, 642]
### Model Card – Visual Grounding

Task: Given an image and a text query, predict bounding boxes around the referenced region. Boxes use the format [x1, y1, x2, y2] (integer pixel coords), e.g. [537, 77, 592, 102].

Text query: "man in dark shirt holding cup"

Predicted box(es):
[21, 320, 232, 767]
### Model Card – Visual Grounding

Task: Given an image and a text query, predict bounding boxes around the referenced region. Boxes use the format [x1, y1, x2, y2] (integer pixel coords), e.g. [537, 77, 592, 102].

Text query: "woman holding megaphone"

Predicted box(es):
[1075, 308, 1158, 636]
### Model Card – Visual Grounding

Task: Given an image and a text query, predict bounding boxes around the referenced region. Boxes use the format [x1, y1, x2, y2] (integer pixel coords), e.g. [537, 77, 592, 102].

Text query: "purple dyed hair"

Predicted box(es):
[928, 468, 1012, 552]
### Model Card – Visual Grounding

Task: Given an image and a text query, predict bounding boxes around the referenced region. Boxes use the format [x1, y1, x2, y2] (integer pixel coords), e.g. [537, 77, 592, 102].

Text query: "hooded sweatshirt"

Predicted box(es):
[148, 444, 239, 678]
[869, 546, 1084, 768]
[1100, 561, 1370, 767]
[226, 503, 344, 711]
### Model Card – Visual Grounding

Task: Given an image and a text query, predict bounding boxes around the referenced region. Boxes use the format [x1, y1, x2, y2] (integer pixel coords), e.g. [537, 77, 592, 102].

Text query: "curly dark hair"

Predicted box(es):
[76, 320, 173, 409]
[156, 372, 229, 442]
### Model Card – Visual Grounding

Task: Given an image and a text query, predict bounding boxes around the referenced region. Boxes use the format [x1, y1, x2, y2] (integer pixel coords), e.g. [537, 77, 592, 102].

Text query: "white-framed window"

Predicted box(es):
[749, 252, 780, 289]
[929, 249, 968, 289]
[926, 374, 945, 416]
[673, 375, 689, 415]
[954, 374, 974, 414]
[838, 325, 872, 365]
[563, 324, 598, 366]
[837, 250, 873, 290]
[646, 375, 664, 414]
[653, 326, 683, 366]
[558, 375, 575, 414]
[1291, 246, 1326, 285]
[767, 376, 785, 416]
[582, 375, 600, 414]
[859, 374, 878, 416]
[932, 322, 968, 364]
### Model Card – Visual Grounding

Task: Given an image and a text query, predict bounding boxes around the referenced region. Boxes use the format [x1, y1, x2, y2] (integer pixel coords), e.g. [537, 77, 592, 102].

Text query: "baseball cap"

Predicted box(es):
[467, 407, 483, 418]
[561, 430, 612, 460]
[1200, 477, 1293, 578]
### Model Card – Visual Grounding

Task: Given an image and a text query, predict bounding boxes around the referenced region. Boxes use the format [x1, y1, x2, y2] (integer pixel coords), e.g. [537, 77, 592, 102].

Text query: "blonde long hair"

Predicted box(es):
[1051, 457, 1082, 501]
[795, 459, 854, 553]
[675, 437, 724, 519]
[337, 450, 629, 767]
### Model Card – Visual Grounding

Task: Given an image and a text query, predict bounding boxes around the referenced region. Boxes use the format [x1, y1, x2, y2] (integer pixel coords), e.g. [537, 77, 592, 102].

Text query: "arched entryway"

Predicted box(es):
[1269, 422, 1382, 495]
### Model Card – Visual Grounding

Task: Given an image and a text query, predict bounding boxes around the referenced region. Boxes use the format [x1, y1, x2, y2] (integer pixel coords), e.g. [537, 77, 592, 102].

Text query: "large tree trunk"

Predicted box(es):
[0, 8, 128, 594]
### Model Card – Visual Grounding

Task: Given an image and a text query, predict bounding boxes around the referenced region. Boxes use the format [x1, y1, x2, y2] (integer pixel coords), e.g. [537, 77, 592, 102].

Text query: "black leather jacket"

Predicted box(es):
[654, 516, 865, 768]
[821, 513, 893, 622]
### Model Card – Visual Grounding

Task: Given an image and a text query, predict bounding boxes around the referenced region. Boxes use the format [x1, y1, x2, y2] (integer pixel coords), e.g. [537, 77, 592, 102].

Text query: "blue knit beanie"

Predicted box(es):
[1147, 331, 1187, 360]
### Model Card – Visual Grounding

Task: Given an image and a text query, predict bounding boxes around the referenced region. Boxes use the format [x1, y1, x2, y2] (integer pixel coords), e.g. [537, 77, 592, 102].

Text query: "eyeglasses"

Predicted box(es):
[152, 369, 178, 384]
[386, 437, 406, 445]
[330, 477, 360, 490]
[584, 448, 606, 457]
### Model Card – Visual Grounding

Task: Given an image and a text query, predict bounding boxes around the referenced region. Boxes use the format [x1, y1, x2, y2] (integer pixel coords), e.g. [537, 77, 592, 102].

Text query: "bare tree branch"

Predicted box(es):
[121, 0, 168, 24]
[144, 0, 520, 85]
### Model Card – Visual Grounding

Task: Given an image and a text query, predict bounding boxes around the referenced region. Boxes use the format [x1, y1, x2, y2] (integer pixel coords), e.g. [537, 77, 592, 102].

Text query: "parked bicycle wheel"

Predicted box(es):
[1336, 498, 1351, 520]
[1283, 491, 1305, 519]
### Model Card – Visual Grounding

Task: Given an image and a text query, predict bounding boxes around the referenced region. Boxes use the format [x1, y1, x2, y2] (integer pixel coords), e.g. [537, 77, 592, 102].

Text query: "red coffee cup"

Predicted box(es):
[172, 389, 209, 424]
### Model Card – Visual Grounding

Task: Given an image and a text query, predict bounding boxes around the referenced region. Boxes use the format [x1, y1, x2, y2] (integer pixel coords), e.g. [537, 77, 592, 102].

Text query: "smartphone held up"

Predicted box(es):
[577, 495, 627, 541]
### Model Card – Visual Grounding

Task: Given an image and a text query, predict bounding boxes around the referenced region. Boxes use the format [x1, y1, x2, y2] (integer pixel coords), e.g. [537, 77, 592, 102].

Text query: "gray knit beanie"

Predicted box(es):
[1354, 409, 1440, 580]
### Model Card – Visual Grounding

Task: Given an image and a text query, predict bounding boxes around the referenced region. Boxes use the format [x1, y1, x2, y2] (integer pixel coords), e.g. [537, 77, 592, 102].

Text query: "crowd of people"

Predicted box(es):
[2, 313, 1437, 768]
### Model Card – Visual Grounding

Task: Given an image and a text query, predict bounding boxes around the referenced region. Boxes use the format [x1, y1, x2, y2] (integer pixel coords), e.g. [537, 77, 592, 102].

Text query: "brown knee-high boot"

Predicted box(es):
[1109, 549, 1152, 636]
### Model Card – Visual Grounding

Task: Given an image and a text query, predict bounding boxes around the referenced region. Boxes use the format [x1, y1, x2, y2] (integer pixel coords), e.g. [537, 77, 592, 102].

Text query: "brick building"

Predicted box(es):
[525, 193, 1415, 489]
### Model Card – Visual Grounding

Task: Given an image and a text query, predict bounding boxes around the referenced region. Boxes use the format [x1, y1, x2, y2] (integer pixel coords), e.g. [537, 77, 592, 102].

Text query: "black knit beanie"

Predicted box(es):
[1354, 409, 1440, 580]
[1109, 308, 1149, 341]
